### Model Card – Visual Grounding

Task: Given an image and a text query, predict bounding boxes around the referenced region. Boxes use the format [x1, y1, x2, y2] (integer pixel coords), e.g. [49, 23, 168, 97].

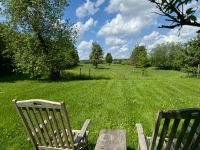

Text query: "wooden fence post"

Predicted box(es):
[89, 68, 91, 79]
[80, 68, 82, 79]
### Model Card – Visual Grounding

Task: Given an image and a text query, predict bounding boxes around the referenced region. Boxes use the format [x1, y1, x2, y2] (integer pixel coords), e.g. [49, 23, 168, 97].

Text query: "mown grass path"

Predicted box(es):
[0, 64, 200, 149]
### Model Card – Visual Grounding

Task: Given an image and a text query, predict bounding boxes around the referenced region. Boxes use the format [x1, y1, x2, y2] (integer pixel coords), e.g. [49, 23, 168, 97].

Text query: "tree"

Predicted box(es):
[0, 23, 14, 75]
[1, 0, 78, 80]
[89, 42, 103, 68]
[105, 53, 113, 65]
[150, 43, 184, 70]
[181, 34, 200, 75]
[149, 0, 200, 31]
[130, 45, 150, 68]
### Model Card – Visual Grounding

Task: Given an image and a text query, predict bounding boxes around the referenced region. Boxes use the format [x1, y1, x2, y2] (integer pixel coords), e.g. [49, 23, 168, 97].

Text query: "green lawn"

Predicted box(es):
[1, 64, 200, 149]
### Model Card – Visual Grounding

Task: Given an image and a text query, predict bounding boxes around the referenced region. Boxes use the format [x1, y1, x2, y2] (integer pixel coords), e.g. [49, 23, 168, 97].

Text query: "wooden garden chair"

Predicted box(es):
[13, 99, 91, 150]
[136, 108, 200, 150]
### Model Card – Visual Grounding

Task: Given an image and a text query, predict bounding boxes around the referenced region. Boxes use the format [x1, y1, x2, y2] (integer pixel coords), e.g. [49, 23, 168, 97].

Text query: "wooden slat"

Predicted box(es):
[162, 108, 200, 119]
[57, 110, 71, 148]
[150, 112, 162, 150]
[16, 99, 62, 109]
[183, 119, 200, 150]
[186, 126, 199, 148]
[13, 100, 38, 150]
[74, 120, 91, 146]
[61, 103, 75, 149]
[174, 119, 191, 149]
[191, 133, 200, 149]
[136, 123, 148, 150]
[13, 99, 90, 150]
[165, 119, 180, 150]
[49, 109, 65, 148]
[29, 107, 47, 146]
[38, 145, 65, 150]
[23, 107, 41, 145]
[172, 138, 184, 149]
[43, 108, 59, 148]
[156, 119, 170, 150]
[36, 108, 53, 147]
[78, 119, 91, 138]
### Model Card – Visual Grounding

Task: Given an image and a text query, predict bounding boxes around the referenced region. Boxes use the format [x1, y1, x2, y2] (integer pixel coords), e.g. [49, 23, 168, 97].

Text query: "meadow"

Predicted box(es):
[1, 64, 200, 149]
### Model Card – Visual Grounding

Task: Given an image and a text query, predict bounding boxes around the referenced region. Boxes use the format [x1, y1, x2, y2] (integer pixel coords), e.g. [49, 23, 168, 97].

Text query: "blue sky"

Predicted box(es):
[63, 0, 200, 60]
[1, 0, 200, 60]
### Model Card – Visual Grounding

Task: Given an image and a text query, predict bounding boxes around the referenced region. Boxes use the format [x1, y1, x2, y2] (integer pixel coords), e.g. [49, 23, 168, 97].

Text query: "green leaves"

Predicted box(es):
[181, 34, 200, 75]
[90, 42, 103, 68]
[150, 43, 184, 70]
[149, 0, 200, 29]
[1, 0, 78, 79]
[186, 8, 195, 15]
[189, 15, 197, 22]
[105, 53, 113, 64]
[130, 45, 150, 68]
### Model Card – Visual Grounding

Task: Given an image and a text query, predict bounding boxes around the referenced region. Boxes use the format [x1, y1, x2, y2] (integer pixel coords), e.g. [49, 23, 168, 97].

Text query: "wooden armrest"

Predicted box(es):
[79, 119, 91, 137]
[74, 119, 91, 143]
[136, 123, 148, 150]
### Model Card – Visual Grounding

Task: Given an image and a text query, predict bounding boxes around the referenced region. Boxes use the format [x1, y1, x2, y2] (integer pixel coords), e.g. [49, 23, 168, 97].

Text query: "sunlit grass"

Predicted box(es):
[0, 64, 200, 149]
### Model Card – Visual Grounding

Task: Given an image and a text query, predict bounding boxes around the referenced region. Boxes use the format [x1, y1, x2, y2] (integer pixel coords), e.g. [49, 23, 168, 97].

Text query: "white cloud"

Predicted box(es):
[77, 40, 93, 60]
[142, 26, 199, 50]
[105, 0, 155, 17]
[95, 0, 105, 7]
[105, 36, 126, 46]
[143, 31, 159, 41]
[76, 0, 105, 18]
[78, 40, 93, 50]
[106, 44, 130, 59]
[98, 0, 157, 52]
[74, 18, 97, 36]
[98, 14, 144, 38]
[108, 44, 129, 52]
[119, 44, 129, 52]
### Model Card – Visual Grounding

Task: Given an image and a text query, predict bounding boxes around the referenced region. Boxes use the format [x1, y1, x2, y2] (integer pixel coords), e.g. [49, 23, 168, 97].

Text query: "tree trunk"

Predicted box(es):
[142, 68, 145, 76]
[95, 62, 98, 69]
[50, 69, 60, 81]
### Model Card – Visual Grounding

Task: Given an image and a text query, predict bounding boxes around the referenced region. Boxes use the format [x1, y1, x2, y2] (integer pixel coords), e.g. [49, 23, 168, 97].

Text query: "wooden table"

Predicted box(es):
[94, 130, 126, 150]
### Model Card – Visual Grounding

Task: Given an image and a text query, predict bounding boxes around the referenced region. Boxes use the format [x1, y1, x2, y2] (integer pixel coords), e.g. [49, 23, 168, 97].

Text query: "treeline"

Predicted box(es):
[0, 0, 79, 80]
[130, 34, 200, 76]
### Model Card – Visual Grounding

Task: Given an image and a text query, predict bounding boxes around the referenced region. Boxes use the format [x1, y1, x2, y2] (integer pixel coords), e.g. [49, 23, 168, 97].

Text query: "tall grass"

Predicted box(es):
[0, 64, 200, 149]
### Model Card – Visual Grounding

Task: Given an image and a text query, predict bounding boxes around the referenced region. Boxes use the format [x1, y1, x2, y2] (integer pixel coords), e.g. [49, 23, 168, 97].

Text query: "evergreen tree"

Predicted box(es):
[130, 45, 150, 68]
[89, 42, 103, 68]
[105, 53, 113, 65]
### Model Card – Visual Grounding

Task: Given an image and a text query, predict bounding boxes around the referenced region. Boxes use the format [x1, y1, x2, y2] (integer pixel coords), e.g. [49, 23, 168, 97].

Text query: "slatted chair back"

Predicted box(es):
[149, 108, 200, 150]
[13, 99, 75, 150]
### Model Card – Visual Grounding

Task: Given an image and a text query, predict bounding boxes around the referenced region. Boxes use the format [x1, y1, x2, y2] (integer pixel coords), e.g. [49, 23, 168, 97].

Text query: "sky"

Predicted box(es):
[1, 0, 200, 60]
[63, 0, 200, 60]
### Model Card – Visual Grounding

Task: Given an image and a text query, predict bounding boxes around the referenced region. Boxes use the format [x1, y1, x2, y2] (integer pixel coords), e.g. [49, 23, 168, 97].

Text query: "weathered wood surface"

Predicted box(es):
[136, 124, 148, 150]
[95, 130, 126, 150]
[13, 99, 91, 150]
[136, 108, 200, 150]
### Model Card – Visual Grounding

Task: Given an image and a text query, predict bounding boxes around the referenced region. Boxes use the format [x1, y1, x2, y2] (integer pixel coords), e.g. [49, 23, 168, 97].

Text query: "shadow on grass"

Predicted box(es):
[0, 74, 32, 83]
[95, 67, 110, 70]
[54, 72, 110, 82]
[89, 144, 135, 150]
[0, 71, 110, 83]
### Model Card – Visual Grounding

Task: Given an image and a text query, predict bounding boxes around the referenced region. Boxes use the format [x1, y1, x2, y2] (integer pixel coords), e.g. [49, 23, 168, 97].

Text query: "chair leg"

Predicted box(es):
[84, 135, 90, 150]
